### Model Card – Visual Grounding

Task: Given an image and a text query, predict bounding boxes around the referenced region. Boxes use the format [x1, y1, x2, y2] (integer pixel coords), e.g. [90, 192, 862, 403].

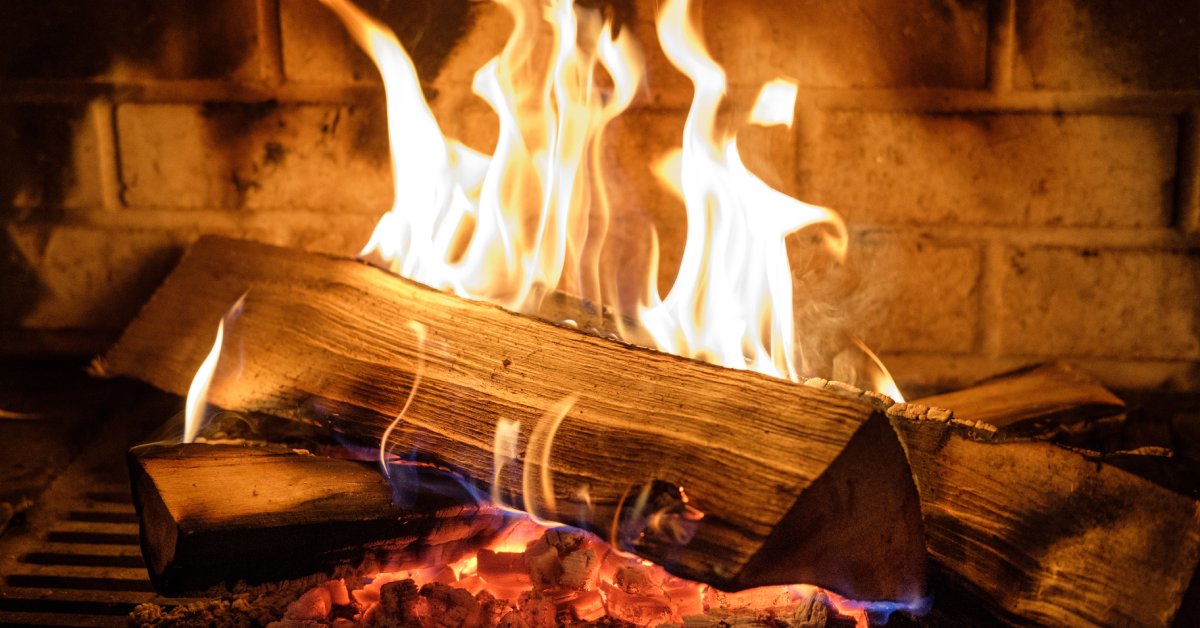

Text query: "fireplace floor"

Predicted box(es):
[0, 361, 177, 627]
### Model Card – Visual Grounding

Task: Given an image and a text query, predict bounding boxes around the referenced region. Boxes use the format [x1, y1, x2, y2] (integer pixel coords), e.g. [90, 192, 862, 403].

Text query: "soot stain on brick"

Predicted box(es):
[0, 0, 256, 80]
[357, 0, 473, 83]
[1016, 0, 1200, 90]
[0, 229, 43, 327]
[263, 142, 287, 168]
[1009, 251, 1027, 276]
[0, 106, 84, 221]
[200, 101, 282, 207]
[351, 101, 394, 165]
[0, 105, 89, 325]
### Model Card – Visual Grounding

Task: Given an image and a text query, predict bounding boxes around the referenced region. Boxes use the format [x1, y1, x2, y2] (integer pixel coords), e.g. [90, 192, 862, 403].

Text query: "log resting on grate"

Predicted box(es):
[129, 443, 504, 596]
[103, 236, 928, 604]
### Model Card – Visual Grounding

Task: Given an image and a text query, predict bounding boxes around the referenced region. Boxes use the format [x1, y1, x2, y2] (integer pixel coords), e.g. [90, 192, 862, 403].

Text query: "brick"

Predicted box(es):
[703, 0, 988, 89]
[254, 210, 378, 256]
[280, 0, 475, 84]
[0, 104, 103, 217]
[2, 225, 187, 330]
[1014, 0, 1200, 90]
[839, 231, 981, 354]
[794, 111, 1177, 228]
[116, 102, 392, 212]
[0, 0, 261, 81]
[999, 247, 1200, 360]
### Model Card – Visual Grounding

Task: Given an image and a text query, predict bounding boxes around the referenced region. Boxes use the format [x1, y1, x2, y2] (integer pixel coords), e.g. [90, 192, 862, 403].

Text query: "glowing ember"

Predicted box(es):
[282, 519, 909, 627]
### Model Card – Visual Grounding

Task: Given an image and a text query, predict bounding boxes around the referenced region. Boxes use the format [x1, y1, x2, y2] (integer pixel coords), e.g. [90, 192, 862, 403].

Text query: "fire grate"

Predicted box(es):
[0, 386, 178, 628]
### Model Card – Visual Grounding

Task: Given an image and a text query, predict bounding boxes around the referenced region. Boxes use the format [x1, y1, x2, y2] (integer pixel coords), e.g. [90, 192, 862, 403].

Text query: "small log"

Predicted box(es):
[104, 236, 927, 603]
[129, 443, 503, 595]
[890, 393, 1200, 626]
[917, 361, 1125, 443]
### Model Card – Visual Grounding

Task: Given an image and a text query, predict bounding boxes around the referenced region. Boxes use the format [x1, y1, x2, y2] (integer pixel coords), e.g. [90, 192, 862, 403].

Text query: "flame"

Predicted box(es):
[378, 321, 428, 481]
[321, 0, 900, 399]
[183, 293, 246, 443]
[307, 0, 914, 619]
[749, 78, 800, 129]
[183, 319, 224, 444]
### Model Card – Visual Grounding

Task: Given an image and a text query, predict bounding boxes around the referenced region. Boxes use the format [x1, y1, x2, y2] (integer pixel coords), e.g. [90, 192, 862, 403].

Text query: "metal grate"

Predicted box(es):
[0, 402, 177, 627]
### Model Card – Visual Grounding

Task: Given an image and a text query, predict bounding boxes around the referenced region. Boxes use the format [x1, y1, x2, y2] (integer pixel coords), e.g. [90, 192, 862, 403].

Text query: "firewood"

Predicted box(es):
[916, 361, 1125, 443]
[104, 236, 927, 603]
[890, 400, 1200, 627]
[129, 443, 503, 595]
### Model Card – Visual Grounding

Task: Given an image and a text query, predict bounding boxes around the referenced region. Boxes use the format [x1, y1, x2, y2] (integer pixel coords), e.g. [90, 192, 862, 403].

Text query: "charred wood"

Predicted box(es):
[129, 443, 502, 595]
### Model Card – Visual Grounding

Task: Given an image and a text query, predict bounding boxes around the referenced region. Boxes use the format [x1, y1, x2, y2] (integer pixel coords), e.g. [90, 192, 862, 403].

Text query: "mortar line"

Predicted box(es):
[978, 240, 1007, 361]
[88, 99, 122, 212]
[1, 81, 1198, 115]
[256, 0, 286, 87]
[1174, 108, 1199, 236]
[986, 0, 1016, 94]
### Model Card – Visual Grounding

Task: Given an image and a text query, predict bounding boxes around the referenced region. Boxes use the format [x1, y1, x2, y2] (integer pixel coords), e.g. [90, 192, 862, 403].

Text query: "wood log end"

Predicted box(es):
[733, 411, 928, 605]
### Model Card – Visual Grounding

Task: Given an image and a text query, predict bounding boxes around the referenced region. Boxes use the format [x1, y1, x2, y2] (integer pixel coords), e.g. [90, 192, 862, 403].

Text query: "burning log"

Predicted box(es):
[104, 236, 928, 604]
[129, 443, 503, 595]
[897, 370, 1198, 627]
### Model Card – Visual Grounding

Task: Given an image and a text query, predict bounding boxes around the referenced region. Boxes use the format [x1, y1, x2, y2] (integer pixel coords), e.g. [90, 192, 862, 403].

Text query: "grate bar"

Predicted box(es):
[4, 576, 155, 593]
[46, 521, 139, 535]
[64, 512, 140, 525]
[8, 563, 149, 581]
[21, 553, 144, 569]
[43, 532, 140, 546]
[0, 611, 129, 627]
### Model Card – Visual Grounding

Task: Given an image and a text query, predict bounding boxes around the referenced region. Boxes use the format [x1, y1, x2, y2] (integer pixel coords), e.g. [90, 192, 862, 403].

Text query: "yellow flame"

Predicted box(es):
[321, 0, 901, 398]
[748, 78, 800, 129]
[378, 321, 428, 479]
[183, 319, 224, 444]
[183, 293, 247, 443]
[492, 417, 521, 507]
[642, 0, 848, 382]
[522, 394, 575, 520]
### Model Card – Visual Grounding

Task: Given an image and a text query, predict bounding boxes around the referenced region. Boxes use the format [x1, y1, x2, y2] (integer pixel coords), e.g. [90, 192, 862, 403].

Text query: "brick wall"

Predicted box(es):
[1, 0, 1197, 394]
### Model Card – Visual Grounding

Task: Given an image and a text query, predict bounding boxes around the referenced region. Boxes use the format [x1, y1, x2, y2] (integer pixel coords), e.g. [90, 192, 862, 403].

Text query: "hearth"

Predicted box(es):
[1, 0, 1199, 626]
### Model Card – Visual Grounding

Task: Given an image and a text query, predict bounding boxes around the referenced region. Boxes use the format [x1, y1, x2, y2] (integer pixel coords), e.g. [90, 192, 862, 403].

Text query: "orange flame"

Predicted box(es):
[183, 293, 246, 443]
[322, 0, 900, 399]
[183, 317, 224, 444]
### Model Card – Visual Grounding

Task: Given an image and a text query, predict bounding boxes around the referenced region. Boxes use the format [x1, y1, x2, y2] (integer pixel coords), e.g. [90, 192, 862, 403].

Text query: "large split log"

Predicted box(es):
[103, 236, 927, 604]
[879, 369, 1197, 627]
[130, 443, 503, 595]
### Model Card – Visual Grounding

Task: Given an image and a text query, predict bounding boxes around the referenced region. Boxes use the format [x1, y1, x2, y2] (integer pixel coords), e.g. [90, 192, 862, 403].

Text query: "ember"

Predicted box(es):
[273, 521, 875, 628]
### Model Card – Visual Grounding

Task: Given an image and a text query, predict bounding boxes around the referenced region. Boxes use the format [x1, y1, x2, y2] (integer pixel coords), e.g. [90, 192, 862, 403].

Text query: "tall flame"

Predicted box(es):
[183, 318, 224, 444]
[182, 293, 247, 443]
[322, 0, 898, 397]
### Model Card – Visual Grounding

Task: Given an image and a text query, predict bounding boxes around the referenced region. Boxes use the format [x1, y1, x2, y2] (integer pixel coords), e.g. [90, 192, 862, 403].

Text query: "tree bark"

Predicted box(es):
[104, 236, 927, 604]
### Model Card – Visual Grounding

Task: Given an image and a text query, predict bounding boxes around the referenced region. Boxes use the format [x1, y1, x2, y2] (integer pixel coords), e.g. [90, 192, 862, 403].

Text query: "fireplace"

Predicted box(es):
[1, 0, 1198, 626]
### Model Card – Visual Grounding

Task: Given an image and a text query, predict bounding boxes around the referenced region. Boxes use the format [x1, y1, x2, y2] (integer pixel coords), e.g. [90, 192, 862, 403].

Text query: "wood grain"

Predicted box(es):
[130, 443, 502, 595]
[106, 236, 927, 603]
[890, 402, 1200, 627]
